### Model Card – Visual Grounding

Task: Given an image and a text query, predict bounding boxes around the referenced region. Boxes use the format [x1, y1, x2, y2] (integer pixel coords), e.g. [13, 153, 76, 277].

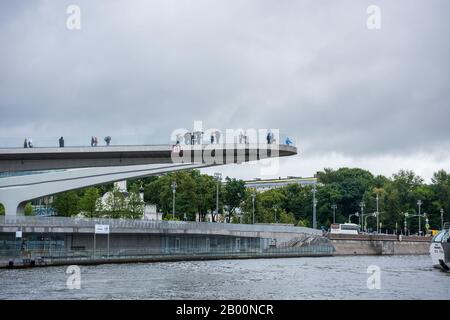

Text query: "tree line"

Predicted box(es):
[1, 167, 449, 233]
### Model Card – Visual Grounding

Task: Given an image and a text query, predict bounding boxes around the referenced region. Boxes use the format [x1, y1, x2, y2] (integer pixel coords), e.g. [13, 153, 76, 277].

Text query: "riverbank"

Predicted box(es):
[1, 235, 432, 269]
[329, 234, 430, 256]
[0, 217, 431, 269]
[1, 250, 333, 269]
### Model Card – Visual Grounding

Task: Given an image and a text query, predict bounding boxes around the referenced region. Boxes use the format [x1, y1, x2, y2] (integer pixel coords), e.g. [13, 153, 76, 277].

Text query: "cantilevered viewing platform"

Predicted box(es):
[0, 143, 297, 172]
[0, 143, 297, 215]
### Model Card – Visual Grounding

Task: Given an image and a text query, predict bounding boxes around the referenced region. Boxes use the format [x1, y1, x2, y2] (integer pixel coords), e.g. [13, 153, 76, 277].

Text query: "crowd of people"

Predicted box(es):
[23, 136, 113, 148]
[175, 131, 222, 145]
[22, 132, 293, 148]
[91, 136, 111, 146]
[174, 130, 292, 146]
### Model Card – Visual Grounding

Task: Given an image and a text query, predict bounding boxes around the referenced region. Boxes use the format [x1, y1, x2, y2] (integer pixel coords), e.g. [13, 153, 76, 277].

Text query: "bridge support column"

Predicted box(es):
[0, 197, 25, 216]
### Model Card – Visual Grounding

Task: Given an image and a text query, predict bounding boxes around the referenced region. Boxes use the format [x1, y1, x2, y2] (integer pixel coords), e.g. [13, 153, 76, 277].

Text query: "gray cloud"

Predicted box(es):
[0, 0, 449, 171]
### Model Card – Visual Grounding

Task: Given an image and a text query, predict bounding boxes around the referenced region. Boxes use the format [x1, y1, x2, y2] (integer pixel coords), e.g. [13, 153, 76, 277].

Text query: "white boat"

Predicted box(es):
[429, 223, 450, 271]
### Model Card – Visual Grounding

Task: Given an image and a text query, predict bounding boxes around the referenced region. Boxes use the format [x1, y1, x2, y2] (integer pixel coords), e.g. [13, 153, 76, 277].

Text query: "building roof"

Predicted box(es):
[244, 177, 317, 189]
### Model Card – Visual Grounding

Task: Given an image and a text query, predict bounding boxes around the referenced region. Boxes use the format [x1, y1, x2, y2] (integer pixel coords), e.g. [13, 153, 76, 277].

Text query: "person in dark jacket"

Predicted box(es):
[59, 136, 64, 148]
[24, 139, 28, 148]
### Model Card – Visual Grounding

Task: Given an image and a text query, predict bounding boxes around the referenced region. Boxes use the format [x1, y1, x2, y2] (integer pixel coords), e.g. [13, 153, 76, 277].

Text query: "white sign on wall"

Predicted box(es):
[15, 231, 22, 238]
[94, 224, 110, 234]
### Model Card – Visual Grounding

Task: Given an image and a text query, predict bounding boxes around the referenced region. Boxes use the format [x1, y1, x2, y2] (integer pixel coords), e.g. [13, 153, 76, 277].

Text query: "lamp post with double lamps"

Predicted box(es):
[171, 181, 177, 220]
[403, 212, 408, 235]
[359, 202, 365, 232]
[251, 192, 256, 224]
[312, 185, 317, 229]
[364, 212, 377, 233]
[417, 200, 423, 236]
[349, 212, 360, 225]
[331, 204, 337, 224]
[376, 193, 380, 234]
[214, 173, 222, 222]
[273, 205, 278, 223]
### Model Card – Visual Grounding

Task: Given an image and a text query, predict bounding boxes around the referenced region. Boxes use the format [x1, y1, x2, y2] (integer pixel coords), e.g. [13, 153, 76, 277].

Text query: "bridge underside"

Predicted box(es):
[0, 162, 208, 216]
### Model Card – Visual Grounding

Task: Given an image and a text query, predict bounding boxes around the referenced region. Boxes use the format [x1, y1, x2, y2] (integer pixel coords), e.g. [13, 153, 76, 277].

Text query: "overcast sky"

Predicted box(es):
[1, 0, 449, 181]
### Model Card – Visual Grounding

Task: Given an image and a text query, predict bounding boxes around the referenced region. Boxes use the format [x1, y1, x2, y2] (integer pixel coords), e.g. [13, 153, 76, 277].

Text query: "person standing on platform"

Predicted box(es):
[285, 137, 293, 146]
[184, 132, 191, 145]
[59, 136, 64, 148]
[104, 136, 111, 146]
[215, 130, 221, 144]
[193, 131, 203, 144]
[176, 133, 182, 145]
[91, 136, 95, 147]
[24, 139, 28, 148]
[28, 138, 33, 148]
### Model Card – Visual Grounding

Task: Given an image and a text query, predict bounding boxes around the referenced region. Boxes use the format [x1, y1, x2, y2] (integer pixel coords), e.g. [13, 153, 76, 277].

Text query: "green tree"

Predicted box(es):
[316, 183, 342, 227]
[384, 170, 424, 233]
[297, 219, 310, 227]
[158, 171, 199, 220]
[24, 202, 34, 216]
[278, 210, 296, 224]
[79, 187, 101, 218]
[316, 167, 375, 222]
[0, 204, 4, 215]
[430, 170, 450, 228]
[223, 177, 246, 222]
[103, 185, 127, 218]
[53, 191, 80, 216]
[193, 172, 217, 222]
[144, 176, 163, 209]
[126, 188, 145, 219]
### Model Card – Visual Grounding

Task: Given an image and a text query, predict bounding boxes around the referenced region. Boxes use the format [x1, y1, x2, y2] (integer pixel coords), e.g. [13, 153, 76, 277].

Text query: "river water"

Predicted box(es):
[0, 255, 449, 299]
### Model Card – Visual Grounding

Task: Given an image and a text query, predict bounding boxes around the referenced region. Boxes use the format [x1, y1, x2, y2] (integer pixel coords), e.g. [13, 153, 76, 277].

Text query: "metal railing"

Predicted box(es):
[0, 216, 321, 235]
[0, 132, 297, 149]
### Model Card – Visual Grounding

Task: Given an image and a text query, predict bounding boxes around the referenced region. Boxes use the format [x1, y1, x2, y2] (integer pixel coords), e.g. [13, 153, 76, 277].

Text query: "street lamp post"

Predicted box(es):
[360, 202, 365, 232]
[349, 212, 359, 224]
[364, 213, 377, 232]
[376, 193, 379, 234]
[404, 211, 428, 236]
[331, 204, 337, 224]
[312, 185, 317, 229]
[171, 181, 177, 220]
[441, 208, 444, 230]
[251, 192, 256, 224]
[214, 173, 222, 222]
[417, 200, 422, 235]
[404, 213, 408, 235]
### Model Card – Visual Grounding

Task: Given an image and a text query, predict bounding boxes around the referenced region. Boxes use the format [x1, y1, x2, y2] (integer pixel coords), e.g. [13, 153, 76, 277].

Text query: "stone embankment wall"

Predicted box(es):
[329, 234, 430, 255]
